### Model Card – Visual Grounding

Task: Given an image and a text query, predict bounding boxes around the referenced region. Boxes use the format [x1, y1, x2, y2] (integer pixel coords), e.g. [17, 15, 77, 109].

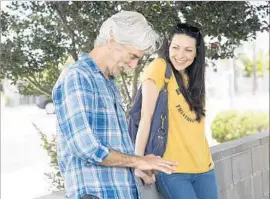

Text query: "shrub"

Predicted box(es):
[33, 123, 64, 191]
[211, 110, 269, 143]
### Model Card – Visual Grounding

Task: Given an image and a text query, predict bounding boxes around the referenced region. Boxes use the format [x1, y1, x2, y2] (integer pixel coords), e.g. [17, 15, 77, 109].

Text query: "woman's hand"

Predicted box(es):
[135, 169, 156, 185]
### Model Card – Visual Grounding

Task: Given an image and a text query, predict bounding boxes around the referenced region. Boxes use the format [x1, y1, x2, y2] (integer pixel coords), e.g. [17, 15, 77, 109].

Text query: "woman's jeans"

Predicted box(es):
[156, 169, 218, 199]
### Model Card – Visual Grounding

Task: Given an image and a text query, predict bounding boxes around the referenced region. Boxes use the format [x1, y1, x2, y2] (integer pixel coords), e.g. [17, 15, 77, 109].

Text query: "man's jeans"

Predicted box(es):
[156, 169, 218, 199]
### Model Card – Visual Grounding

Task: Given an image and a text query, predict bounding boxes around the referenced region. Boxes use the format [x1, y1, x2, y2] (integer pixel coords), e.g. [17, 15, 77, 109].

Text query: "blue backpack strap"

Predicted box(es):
[145, 60, 171, 156]
[128, 58, 172, 155]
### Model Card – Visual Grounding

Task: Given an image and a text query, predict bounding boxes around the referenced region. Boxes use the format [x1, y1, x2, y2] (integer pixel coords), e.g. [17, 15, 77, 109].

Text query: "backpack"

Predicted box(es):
[128, 62, 172, 156]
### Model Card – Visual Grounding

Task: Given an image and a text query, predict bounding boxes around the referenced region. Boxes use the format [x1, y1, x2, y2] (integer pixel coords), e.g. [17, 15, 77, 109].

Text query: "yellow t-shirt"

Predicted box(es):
[141, 58, 214, 173]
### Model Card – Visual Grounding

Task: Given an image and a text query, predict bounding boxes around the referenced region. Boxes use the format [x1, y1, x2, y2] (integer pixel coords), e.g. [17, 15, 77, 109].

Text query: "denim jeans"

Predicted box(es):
[82, 194, 100, 199]
[156, 169, 218, 199]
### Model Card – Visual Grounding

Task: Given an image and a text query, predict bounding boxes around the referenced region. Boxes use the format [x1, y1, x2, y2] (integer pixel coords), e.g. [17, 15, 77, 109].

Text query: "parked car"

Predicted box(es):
[36, 95, 55, 114]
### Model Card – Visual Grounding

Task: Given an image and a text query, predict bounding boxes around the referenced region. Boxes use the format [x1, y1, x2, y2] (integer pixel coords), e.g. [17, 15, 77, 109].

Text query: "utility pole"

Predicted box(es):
[252, 40, 257, 95]
[232, 58, 239, 95]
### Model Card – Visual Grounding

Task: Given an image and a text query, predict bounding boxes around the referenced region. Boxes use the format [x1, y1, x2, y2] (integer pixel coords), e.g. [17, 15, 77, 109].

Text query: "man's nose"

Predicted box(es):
[129, 59, 139, 69]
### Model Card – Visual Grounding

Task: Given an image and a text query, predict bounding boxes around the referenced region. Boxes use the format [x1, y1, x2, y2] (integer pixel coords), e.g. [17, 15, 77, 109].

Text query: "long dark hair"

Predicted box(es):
[160, 23, 205, 122]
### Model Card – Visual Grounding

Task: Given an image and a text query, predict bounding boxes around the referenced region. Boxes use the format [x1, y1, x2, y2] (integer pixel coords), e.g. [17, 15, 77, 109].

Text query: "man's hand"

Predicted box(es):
[133, 154, 178, 174]
[101, 150, 178, 174]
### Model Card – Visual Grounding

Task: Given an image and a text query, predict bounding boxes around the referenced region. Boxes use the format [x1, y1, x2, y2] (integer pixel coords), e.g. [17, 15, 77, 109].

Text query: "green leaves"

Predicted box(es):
[211, 110, 269, 143]
[1, 1, 269, 101]
[240, 52, 270, 77]
[33, 123, 65, 191]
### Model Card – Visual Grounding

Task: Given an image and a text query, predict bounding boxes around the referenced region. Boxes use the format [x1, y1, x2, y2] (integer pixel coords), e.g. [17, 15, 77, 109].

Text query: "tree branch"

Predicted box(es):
[25, 77, 51, 97]
[49, 2, 78, 61]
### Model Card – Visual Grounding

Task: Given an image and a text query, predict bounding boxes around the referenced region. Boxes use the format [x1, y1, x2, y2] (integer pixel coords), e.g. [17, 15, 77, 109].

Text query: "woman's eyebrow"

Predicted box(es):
[171, 43, 195, 48]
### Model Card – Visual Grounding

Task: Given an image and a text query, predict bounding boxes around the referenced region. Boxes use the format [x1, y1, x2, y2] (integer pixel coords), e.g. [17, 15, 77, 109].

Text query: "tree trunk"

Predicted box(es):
[131, 67, 141, 102]
[120, 73, 132, 104]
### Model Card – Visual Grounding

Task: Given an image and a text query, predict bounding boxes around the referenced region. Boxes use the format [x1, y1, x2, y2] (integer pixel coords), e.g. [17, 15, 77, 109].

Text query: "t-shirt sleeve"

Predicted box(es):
[141, 58, 167, 92]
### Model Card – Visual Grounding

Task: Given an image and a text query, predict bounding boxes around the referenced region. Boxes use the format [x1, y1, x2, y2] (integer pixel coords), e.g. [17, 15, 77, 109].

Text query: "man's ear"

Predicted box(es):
[107, 30, 116, 47]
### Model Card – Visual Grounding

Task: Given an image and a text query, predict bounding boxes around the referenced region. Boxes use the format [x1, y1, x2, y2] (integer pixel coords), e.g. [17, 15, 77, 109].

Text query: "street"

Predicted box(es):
[1, 105, 56, 199]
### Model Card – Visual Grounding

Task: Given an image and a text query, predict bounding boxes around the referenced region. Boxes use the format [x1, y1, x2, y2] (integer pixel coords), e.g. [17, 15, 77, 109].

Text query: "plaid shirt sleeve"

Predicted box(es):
[54, 71, 110, 164]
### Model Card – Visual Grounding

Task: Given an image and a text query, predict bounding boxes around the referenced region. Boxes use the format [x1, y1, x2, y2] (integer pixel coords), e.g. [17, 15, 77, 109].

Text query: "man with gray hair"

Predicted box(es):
[52, 11, 177, 199]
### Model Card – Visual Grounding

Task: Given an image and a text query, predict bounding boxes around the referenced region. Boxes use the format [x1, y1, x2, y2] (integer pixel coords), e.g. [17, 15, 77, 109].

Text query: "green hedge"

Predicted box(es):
[211, 110, 269, 143]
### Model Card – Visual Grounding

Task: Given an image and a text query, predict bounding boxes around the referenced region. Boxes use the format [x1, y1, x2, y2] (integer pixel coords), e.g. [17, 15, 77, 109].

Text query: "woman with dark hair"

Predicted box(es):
[134, 23, 218, 199]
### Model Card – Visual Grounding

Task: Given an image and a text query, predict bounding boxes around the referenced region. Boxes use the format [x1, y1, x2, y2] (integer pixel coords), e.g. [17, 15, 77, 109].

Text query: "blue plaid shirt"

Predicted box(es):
[52, 53, 139, 199]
